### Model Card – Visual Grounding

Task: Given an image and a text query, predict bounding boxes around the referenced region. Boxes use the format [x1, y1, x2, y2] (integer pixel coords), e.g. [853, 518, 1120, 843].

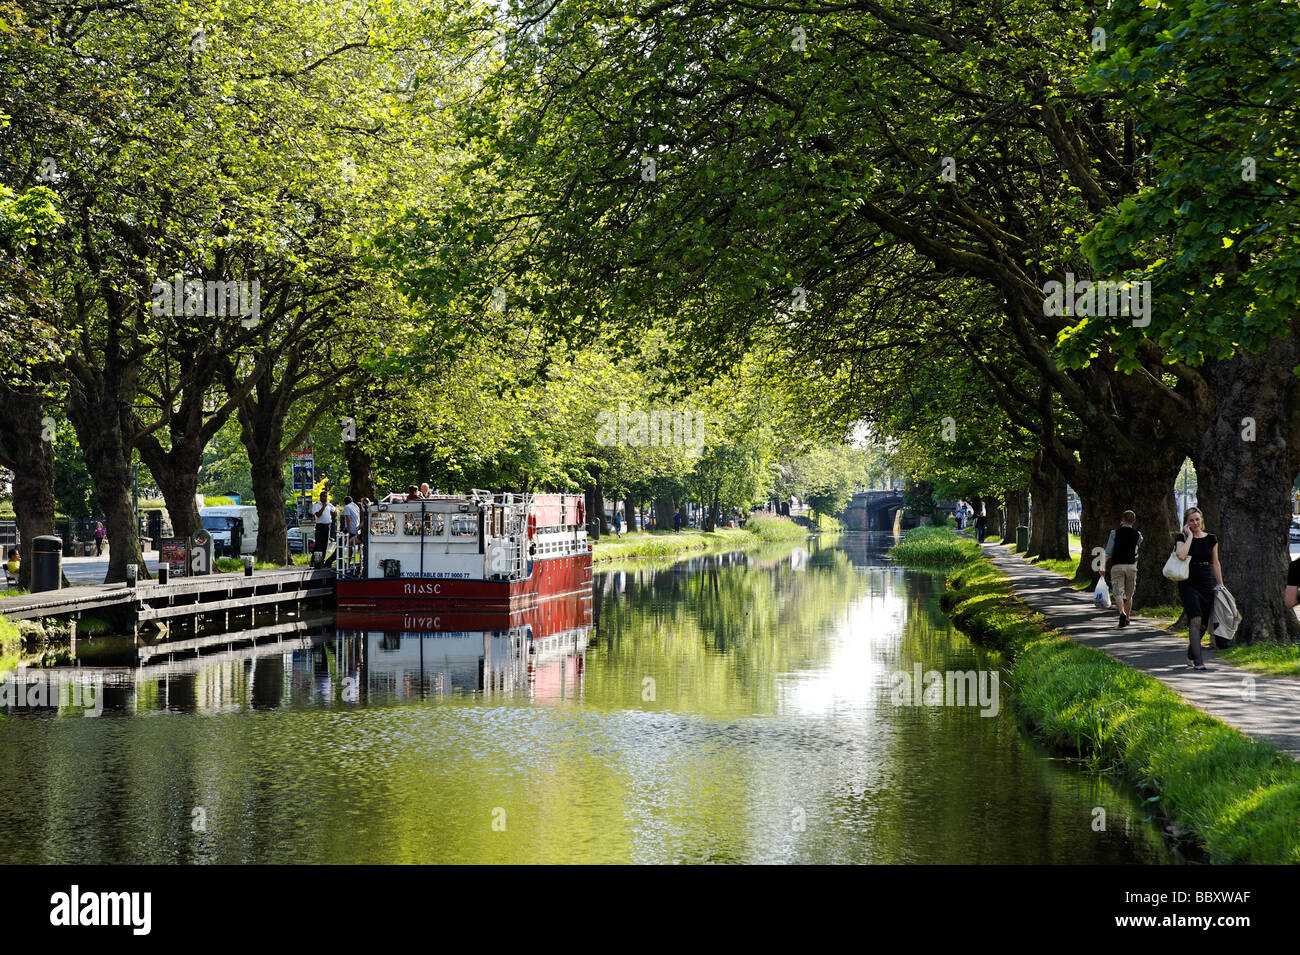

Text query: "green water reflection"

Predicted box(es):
[0, 535, 1173, 863]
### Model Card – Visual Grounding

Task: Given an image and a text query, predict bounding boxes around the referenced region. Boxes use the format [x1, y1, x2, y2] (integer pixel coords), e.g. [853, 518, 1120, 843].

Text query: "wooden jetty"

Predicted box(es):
[0, 567, 334, 635]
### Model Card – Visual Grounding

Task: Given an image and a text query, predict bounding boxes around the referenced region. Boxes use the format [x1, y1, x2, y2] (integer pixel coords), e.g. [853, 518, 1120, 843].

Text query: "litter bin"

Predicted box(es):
[1015, 524, 1029, 553]
[32, 535, 62, 592]
[587, 519, 600, 542]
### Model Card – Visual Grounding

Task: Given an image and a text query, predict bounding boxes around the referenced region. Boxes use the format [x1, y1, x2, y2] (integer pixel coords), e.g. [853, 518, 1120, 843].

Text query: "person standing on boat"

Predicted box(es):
[343, 496, 361, 570]
[312, 488, 336, 565]
[405, 485, 420, 502]
[1174, 507, 1222, 670]
[419, 482, 433, 499]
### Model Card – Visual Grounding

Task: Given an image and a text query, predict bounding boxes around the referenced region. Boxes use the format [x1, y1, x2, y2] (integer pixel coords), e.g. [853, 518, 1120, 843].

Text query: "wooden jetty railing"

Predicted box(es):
[0, 567, 335, 631]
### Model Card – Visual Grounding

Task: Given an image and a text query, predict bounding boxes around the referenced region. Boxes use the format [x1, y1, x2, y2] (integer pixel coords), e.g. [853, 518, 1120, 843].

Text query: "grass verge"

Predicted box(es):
[1217, 642, 1300, 677]
[592, 513, 809, 563]
[931, 556, 1300, 863]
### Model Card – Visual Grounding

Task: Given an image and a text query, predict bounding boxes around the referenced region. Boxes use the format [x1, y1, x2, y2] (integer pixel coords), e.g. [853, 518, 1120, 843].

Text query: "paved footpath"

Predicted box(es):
[983, 542, 1300, 759]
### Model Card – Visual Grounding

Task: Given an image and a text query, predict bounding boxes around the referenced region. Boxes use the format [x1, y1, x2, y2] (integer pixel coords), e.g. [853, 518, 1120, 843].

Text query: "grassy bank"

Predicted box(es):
[929, 555, 1300, 863]
[0, 614, 22, 675]
[213, 555, 311, 573]
[886, 525, 983, 568]
[592, 513, 810, 563]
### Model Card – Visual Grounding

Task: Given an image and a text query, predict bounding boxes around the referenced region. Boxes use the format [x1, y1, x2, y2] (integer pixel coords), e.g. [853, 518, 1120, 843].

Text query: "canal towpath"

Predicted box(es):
[982, 542, 1300, 760]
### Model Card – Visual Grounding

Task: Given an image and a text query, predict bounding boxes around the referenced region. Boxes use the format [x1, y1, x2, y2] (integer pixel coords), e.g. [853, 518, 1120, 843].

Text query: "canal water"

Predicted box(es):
[0, 534, 1173, 863]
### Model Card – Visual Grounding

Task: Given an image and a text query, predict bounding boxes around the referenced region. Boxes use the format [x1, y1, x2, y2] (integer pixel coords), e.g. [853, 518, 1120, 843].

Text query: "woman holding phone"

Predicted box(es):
[1173, 507, 1222, 670]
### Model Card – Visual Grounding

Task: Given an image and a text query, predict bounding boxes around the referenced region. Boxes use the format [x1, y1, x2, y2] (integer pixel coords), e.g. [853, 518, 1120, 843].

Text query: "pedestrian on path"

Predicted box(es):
[974, 508, 987, 544]
[673, 509, 682, 533]
[613, 511, 623, 537]
[1104, 509, 1143, 628]
[1174, 507, 1221, 670]
[94, 521, 105, 556]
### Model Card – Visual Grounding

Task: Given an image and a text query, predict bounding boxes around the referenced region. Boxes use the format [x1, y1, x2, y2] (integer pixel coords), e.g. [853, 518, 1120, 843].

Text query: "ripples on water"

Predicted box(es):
[0, 535, 1173, 864]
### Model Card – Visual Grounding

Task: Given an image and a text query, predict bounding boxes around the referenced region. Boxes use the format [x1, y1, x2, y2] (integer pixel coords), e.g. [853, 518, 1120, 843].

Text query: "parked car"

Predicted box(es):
[287, 525, 310, 554]
[1289, 519, 1300, 542]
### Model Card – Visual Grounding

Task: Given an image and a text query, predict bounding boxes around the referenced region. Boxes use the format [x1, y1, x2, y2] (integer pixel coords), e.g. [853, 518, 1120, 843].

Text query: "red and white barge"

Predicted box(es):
[336, 491, 593, 613]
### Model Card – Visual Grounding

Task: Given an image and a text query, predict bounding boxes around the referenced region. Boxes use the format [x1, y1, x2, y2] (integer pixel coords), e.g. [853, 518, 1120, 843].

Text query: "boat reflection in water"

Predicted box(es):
[338, 590, 592, 704]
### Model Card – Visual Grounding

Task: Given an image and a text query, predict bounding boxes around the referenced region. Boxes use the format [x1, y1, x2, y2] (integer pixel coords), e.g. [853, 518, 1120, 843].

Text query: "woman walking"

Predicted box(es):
[1173, 507, 1222, 670]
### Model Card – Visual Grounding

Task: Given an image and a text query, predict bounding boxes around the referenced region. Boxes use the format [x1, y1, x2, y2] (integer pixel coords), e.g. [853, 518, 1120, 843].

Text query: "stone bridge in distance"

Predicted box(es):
[841, 490, 958, 532]
[842, 490, 907, 532]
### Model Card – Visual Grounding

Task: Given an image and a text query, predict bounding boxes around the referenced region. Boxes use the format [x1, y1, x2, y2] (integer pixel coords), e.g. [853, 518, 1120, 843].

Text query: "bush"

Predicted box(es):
[742, 512, 809, 541]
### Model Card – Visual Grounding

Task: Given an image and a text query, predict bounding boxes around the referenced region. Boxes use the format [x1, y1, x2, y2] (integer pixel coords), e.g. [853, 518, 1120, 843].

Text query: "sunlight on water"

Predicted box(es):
[0, 535, 1174, 864]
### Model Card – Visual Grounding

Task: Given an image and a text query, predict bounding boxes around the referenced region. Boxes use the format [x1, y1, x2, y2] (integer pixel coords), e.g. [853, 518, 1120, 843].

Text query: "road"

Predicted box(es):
[59, 552, 164, 585]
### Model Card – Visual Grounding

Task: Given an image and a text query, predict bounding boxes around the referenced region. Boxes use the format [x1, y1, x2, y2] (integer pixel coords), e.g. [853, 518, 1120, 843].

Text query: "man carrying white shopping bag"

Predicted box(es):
[1104, 510, 1142, 628]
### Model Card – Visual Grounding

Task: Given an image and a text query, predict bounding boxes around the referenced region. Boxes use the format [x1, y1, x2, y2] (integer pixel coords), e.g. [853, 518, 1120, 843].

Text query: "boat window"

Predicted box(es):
[450, 515, 478, 537]
[370, 513, 397, 536]
[404, 513, 444, 536]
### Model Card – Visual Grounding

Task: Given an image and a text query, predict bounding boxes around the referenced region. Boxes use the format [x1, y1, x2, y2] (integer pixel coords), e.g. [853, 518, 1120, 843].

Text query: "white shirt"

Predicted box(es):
[313, 501, 335, 524]
[344, 502, 361, 534]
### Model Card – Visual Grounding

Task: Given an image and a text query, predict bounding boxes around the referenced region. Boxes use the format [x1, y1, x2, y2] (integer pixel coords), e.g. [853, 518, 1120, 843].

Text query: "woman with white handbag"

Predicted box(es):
[1171, 507, 1222, 670]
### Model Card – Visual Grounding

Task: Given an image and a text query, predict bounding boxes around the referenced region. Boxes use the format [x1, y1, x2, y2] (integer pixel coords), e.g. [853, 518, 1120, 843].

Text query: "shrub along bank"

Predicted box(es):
[886, 524, 983, 568]
[891, 535, 1300, 864]
[592, 512, 810, 563]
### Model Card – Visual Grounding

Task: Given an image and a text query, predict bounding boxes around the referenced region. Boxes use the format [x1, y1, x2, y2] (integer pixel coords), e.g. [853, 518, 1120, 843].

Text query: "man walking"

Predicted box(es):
[312, 487, 336, 565]
[673, 509, 682, 533]
[1104, 509, 1143, 628]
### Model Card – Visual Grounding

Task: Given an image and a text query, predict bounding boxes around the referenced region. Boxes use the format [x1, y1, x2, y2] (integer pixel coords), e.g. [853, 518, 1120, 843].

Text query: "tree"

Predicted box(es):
[1062, 0, 1300, 640]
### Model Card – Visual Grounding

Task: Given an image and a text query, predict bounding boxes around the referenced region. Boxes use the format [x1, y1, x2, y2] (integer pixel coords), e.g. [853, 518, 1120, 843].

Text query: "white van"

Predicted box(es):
[200, 505, 260, 557]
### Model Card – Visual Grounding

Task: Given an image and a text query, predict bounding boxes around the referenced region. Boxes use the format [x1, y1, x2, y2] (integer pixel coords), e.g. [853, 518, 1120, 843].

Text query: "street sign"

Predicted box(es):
[292, 447, 314, 492]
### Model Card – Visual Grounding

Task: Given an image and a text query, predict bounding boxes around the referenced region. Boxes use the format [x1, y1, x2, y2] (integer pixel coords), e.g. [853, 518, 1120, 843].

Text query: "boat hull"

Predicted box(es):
[336, 553, 592, 613]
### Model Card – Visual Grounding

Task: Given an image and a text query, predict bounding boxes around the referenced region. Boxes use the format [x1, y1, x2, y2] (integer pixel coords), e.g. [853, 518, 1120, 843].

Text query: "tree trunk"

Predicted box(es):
[654, 496, 675, 531]
[1028, 457, 1071, 560]
[0, 385, 57, 589]
[145, 460, 202, 540]
[236, 399, 291, 565]
[1001, 489, 1024, 545]
[1046, 470, 1070, 560]
[623, 497, 636, 533]
[345, 440, 376, 502]
[1196, 348, 1300, 643]
[66, 392, 147, 583]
